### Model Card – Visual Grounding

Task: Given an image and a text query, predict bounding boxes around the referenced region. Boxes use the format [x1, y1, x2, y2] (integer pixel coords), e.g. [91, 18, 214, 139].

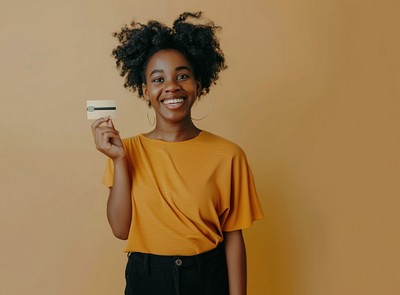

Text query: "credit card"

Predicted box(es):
[87, 100, 116, 120]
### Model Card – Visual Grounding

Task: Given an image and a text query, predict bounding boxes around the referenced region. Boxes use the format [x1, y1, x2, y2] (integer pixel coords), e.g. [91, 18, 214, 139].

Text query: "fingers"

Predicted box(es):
[92, 117, 118, 135]
[91, 117, 119, 138]
[94, 125, 119, 145]
[99, 131, 120, 151]
[91, 116, 119, 144]
[95, 129, 122, 155]
[90, 117, 125, 158]
[107, 118, 114, 128]
[91, 117, 110, 133]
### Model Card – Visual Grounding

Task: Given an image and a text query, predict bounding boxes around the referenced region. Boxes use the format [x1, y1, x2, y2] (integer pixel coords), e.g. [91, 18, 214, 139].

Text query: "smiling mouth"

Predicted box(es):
[162, 98, 185, 106]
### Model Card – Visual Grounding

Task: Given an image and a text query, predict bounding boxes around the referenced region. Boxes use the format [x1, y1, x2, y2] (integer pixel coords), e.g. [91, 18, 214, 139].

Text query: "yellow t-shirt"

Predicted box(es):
[103, 131, 264, 255]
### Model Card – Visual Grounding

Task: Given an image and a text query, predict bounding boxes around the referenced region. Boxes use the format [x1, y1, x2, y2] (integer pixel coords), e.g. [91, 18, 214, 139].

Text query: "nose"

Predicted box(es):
[164, 79, 181, 92]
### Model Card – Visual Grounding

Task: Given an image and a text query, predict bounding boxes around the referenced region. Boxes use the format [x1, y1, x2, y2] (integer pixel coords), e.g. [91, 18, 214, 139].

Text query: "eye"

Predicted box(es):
[177, 73, 190, 80]
[152, 77, 164, 83]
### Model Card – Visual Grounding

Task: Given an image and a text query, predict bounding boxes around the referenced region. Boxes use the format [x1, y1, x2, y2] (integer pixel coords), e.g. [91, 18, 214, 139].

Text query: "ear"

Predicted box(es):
[142, 83, 148, 97]
[142, 83, 151, 106]
[196, 80, 202, 98]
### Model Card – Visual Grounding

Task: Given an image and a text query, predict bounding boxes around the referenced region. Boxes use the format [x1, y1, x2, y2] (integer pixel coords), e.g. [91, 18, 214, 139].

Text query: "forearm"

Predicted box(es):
[224, 230, 247, 295]
[107, 157, 132, 240]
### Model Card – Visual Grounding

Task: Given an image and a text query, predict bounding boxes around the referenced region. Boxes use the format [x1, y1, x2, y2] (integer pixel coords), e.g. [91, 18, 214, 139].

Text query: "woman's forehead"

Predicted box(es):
[146, 49, 193, 74]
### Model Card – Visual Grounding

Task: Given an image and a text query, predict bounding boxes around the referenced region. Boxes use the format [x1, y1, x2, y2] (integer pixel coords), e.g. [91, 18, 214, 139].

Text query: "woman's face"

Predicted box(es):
[142, 49, 201, 125]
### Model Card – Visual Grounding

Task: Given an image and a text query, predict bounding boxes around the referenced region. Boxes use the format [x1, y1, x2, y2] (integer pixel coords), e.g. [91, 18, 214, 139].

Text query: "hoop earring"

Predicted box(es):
[147, 108, 156, 126]
[191, 96, 212, 121]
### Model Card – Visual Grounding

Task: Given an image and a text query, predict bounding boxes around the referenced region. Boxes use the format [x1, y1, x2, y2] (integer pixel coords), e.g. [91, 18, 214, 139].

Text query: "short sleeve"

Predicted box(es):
[221, 150, 264, 232]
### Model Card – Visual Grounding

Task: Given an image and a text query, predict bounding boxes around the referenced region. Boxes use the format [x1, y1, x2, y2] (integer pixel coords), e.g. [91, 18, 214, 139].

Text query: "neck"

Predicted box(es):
[145, 119, 201, 142]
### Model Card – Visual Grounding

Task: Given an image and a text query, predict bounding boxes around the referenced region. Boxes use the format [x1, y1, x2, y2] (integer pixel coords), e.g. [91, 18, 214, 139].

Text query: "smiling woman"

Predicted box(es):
[112, 11, 226, 102]
[142, 49, 200, 136]
[90, 11, 264, 295]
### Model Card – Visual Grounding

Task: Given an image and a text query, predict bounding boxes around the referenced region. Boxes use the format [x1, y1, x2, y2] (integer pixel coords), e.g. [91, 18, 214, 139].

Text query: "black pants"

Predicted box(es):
[125, 243, 229, 295]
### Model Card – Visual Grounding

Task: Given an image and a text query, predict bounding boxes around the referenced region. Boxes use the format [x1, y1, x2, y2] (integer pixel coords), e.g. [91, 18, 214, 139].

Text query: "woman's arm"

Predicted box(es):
[224, 230, 247, 295]
[107, 157, 132, 240]
[91, 117, 132, 240]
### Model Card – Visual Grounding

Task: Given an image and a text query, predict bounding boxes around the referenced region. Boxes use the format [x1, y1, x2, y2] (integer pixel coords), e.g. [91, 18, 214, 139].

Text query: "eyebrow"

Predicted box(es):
[149, 66, 192, 77]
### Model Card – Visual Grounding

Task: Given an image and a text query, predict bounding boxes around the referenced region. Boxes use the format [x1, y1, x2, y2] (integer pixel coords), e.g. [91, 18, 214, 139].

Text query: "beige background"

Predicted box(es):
[1, 0, 399, 294]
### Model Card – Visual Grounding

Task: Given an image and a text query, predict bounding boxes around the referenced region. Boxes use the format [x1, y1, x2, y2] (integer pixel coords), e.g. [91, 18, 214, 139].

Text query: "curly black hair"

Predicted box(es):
[112, 12, 227, 103]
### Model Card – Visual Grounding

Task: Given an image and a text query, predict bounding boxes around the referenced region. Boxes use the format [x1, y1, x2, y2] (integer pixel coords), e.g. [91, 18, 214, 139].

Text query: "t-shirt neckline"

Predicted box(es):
[139, 130, 206, 144]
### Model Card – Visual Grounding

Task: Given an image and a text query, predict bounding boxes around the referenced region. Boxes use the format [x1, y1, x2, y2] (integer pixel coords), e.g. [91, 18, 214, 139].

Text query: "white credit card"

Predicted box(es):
[86, 100, 116, 120]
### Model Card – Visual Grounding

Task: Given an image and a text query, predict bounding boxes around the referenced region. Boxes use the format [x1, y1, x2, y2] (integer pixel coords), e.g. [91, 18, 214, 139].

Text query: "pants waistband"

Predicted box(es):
[125, 242, 229, 294]
[128, 242, 225, 268]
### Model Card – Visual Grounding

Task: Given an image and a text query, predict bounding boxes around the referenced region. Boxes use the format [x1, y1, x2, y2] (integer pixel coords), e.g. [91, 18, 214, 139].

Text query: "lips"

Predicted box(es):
[162, 98, 185, 105]
[161, 97, 186, 109]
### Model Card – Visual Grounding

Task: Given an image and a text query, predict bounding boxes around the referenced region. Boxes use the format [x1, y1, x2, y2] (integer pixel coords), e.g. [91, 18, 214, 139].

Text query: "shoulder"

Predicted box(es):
[201, 131, 246, 157]
[120, 134, 143, 150]
[121, 133, 142, 142]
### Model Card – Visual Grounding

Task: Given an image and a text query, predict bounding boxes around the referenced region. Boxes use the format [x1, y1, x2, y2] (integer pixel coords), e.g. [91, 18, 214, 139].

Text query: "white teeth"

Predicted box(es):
[163, 98, 184, 105]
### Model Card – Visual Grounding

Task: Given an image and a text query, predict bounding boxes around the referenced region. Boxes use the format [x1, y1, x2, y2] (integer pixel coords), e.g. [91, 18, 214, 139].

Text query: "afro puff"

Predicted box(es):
[112, 12, 227, 103]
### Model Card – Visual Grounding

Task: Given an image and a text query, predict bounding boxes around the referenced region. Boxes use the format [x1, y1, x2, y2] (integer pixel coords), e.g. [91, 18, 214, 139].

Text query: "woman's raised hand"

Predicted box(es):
[91, 117, 125, 160]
